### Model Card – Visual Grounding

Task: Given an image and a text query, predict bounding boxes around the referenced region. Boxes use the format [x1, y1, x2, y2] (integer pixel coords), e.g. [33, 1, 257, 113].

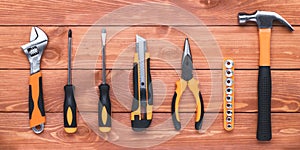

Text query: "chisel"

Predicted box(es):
[98, 28, 112, 132]
[63, 29, 77, 133]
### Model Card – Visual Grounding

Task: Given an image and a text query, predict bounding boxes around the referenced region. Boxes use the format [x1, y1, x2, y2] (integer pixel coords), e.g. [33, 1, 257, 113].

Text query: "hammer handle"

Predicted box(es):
[257, 66, 272, 141]
[259, 29, 271, 66]
[257, 28, 272, 141]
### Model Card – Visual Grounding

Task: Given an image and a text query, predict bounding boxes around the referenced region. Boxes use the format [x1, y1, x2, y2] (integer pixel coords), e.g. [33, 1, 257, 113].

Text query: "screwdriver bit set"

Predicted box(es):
[223, 59, 235, 131]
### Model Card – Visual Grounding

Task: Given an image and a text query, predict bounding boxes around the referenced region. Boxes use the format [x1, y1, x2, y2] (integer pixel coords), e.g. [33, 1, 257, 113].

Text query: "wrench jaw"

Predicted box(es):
[21, 27, 48, 74]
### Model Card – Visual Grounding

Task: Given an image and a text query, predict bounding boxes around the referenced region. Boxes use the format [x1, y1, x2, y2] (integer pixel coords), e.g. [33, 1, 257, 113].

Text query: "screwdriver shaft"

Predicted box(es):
[68, 29, 72, 85]
[101, 28, 107, 84]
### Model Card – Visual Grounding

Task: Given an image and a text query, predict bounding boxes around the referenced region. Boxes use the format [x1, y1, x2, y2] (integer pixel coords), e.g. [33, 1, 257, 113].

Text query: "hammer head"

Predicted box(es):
[238, 11, 294, 31]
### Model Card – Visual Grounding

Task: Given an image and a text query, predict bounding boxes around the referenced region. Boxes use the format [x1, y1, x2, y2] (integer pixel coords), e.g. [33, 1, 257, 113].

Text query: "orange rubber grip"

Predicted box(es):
[29, 72, 46, 128]
[259, 28, 271, 66]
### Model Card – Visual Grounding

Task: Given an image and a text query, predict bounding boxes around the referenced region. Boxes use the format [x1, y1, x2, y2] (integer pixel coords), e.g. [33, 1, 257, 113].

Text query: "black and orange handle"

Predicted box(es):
[63, 85, 77, 133]
[171, 78, 204, 130]
[131, 53, 153, 132]
[98, 83, 111, 132]
[29, 72, 46, 132]
[257, 28, 272, 141]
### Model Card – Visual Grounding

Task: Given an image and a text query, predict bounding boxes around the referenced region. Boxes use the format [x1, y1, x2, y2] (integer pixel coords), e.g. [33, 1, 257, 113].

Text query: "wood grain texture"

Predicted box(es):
[1, 0, 300, 149]
[1, 70, 299, 113]
[0, 113, 299, 149]
[0, 26, 300, 69]
[0, 0, 299, 26]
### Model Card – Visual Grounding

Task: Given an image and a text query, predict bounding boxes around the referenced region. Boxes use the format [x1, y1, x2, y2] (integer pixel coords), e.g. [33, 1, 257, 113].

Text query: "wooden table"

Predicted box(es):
[0, 0, 299, 149]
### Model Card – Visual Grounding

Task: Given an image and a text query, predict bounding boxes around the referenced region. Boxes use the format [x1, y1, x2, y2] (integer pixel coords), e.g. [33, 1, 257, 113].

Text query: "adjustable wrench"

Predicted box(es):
[21, 27, 48, 134]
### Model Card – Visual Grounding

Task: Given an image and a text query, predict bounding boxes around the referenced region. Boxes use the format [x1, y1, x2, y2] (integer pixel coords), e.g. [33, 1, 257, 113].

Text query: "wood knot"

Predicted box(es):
[54, 27, 66, 36]
[198, 0, 220, 9]
[44, 48, 60, 62]
[160, 46, 180, 60]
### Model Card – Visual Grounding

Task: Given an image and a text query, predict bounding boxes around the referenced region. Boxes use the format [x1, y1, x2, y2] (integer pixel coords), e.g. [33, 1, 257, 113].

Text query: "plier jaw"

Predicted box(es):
[181, 38, 193, 81]
[21, 27, 48, 74]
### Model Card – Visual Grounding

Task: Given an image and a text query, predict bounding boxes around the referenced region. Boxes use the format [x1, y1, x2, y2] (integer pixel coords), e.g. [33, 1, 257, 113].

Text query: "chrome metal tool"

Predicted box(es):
[21, 27, 48, 134]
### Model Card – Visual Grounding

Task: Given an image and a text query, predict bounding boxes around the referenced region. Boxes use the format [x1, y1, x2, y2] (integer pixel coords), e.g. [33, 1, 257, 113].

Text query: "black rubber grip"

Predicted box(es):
[171, 92, 181, 130]
[147, 58, 153, 106]
[64, 85, 77, 128]
[29, 76, 45, 119]
[98, 83, 111, 127]
[140, 88, 147, 118]
[131, 63, 139, 113]
[257, 66, 272, 141]
[195, 92, 204, 130]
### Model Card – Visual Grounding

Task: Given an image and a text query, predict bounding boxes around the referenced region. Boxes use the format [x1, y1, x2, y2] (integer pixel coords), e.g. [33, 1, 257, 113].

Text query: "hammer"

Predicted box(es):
[238, 11, 294, 141]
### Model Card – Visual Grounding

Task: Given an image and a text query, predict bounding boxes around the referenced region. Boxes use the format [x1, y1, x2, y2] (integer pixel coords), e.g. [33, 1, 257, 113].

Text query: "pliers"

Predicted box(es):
[171, 38, 204, 130]
[21, 27, 48, 134]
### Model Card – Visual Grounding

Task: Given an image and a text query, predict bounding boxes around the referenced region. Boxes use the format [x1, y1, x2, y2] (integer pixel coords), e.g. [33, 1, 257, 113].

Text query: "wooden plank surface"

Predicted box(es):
[0, 0, 300, 25]
[0, 26, 300, 69]
[0, 113, 299, 149]
[0, 0, 300, 149]
[1, 70, 299, 113]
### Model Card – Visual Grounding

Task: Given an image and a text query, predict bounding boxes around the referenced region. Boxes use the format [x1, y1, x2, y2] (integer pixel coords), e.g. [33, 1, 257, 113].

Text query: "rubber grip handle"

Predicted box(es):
[171, 79, 187, 130]
[98, 83, 111, 132]
[257, 66, 272, 141]
[195, 91, 204, 130]
[146, 58, 153, 119]
[63, 85, 77, 133]
[188, 78, 204, 130]
[131, 63, 139, 115]
[171, 92, 181, 130]
[29, 72, 46, 128]
[131, 61, 152, 132]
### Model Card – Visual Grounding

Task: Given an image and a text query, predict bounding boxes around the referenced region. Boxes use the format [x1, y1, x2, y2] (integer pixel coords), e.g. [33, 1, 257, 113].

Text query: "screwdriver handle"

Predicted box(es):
[29, 72, 46, 133]
[63, 85, 77, 133]
[98, 83, 111, 132]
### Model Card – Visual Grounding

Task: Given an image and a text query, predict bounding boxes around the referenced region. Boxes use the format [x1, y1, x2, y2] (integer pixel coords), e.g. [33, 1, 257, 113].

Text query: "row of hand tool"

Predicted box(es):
[21, 10, 294, 141]
[21, 27, 204, 134]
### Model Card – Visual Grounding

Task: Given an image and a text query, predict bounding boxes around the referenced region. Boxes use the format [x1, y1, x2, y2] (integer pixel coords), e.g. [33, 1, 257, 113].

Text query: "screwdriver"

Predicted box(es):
[98, 28, 111, 132]
[63, 29, 77, 133]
